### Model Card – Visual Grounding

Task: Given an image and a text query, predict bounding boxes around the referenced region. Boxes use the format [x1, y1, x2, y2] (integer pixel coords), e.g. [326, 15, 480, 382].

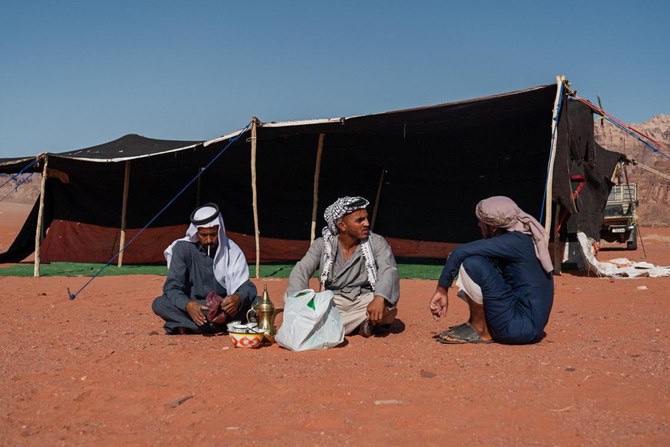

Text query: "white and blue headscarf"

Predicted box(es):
[164, 203, 249, 294]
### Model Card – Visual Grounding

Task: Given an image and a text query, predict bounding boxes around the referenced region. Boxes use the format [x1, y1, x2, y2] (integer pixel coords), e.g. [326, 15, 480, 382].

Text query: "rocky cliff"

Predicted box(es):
[0, 174, 40, 204]
[594, 114, 670, 226]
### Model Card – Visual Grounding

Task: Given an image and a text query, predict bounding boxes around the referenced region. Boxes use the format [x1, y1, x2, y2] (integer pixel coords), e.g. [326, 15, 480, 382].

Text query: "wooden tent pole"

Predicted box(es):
[552, 202, 562, 275]
[544, 75, 565, 234]
[370, 168, 385, 231]
[117, 160, 131, 268]
[250, 117, 260, 278]
[33, 154, 48, 278]
[310, 133, 325, 243]
[623, 163, 646, 258]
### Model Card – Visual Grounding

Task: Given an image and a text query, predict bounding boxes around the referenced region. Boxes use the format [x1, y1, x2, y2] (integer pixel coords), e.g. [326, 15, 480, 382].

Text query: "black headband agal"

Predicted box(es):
[347, 197, 369, 209]
[190, 202, 220, 225]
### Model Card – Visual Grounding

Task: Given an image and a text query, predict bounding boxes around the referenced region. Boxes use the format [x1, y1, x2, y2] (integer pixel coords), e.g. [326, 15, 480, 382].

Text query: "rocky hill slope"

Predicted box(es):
[594, 114, 670, 226]
[0, 173, 39, 204]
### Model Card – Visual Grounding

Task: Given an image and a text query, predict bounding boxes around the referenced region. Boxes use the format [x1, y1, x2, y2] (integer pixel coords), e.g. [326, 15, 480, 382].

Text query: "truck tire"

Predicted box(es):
[627, 226, 638, 250]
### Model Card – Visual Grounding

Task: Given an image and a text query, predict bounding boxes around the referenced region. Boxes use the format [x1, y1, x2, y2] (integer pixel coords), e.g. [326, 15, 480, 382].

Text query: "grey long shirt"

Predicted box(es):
[163, 241, 257, 311]
[286, 233, 400, 305]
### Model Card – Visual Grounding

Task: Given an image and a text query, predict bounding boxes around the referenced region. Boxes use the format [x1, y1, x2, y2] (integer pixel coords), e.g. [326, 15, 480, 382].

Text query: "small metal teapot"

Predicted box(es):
[247, 285, 283, 342]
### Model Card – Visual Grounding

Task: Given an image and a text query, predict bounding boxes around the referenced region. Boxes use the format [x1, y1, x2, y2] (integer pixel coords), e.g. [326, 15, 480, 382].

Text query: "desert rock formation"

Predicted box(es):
[594, 114, 670, 226]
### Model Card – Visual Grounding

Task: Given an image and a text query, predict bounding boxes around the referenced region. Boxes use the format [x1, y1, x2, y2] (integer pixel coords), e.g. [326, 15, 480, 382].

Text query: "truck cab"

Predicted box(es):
[600, 183, 638, 250]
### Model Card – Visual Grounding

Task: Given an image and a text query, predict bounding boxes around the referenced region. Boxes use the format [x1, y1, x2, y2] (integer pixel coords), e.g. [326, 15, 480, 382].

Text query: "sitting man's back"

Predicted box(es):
[429, 196, 554, 345]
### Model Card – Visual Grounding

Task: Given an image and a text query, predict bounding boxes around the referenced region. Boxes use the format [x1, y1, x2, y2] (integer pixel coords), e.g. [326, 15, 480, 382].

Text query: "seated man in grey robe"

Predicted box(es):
[286, 196, 400, 337]
[152, 203, 258, 334]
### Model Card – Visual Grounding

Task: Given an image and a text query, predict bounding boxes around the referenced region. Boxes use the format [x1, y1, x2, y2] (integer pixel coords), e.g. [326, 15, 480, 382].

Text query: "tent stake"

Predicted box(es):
[250, 117, 260, 278]
[371, 168, 385, 231]
[310, 133, 325, 243]
[34, 154, 48, 277]
[117, 160, 131, 267]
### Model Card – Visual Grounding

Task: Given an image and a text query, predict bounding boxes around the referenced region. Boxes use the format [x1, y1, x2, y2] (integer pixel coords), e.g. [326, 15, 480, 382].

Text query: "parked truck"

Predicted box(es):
[600, 183, 638, 250]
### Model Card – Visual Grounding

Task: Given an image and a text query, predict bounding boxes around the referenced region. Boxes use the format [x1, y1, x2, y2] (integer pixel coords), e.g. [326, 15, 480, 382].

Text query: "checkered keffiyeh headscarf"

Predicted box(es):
[320, 196, 377, 290]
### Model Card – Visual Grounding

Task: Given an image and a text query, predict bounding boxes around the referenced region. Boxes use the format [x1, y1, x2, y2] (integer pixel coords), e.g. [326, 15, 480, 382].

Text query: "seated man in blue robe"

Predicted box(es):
[152, 203, 258, 334]
[429, 196, 554, 344]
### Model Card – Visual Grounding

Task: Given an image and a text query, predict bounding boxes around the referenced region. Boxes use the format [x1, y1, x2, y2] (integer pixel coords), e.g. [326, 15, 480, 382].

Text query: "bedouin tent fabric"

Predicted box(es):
[0, 82, 624, 264]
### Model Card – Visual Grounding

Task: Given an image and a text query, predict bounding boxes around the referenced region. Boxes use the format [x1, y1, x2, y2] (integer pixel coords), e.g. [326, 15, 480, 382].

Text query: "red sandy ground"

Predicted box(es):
[1, 203, 669, 446]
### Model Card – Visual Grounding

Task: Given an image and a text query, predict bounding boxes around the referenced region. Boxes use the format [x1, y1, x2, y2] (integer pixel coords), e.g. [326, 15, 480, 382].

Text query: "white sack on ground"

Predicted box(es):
[577, 232, 670, 278]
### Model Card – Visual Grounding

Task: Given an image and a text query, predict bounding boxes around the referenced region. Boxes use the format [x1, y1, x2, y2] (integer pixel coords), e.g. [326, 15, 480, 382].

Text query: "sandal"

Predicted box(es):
[435, 324, 494, 344]
[433, 323, 469, 340]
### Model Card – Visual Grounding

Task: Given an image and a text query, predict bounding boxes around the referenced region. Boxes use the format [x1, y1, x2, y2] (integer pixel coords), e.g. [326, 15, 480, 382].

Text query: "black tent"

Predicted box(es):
[0, 81, 623, 266]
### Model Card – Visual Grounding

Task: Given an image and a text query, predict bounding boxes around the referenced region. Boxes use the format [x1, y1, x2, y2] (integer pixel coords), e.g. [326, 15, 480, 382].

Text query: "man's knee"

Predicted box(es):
[151, 295, 172, 317]
[461, 255, 496, 281]
[462, 255, 511, 301]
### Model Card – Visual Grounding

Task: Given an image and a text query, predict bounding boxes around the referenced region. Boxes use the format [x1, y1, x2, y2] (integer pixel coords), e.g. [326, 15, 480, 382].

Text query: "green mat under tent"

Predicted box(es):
[0, 262, 444, 280]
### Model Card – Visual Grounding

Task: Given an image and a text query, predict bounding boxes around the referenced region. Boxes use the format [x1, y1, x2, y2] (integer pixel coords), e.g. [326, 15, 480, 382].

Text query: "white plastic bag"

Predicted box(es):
[275, 289, 345, 351]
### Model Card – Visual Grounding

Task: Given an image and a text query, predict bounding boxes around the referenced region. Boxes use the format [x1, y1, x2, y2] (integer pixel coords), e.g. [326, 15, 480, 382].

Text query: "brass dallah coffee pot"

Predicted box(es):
[247, 285, 283, 342]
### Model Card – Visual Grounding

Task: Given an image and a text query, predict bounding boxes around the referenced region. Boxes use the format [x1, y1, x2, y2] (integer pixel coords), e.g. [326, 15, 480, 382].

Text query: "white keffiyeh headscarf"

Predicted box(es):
[475, 196, 554, 273]
[320, 196, 378, 290]
[164, 203, 249, 294]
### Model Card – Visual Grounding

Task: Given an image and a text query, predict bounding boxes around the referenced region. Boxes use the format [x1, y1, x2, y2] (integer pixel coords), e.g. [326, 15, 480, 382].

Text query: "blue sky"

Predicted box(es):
[1, 0, 668, 157]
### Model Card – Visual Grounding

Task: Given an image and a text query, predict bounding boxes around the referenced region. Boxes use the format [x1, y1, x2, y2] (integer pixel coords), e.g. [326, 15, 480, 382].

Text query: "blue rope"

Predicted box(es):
[604, 116, 670, 161]
[68, 123, 252, 300]
[0, 172, 35, 203]
[0, 157, 39, 190]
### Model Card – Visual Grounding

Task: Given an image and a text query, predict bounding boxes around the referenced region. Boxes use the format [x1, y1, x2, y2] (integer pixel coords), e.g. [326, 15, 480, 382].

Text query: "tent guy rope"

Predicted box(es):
[0, 172, 34, 203]
[0, 157, 39, 201]
[0, 157, 38, 190]
[634, 161, 670, 181]
[67, 121, 252, 301]
[575, 97, 670, 161]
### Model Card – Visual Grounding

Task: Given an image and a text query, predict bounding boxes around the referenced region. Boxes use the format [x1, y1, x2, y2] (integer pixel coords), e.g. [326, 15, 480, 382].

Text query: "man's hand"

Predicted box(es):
[185, 300, 209, 326]
[429, 286, 449, 321]
[221, 294, 241, 317]
[366, 295, 387, 323]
